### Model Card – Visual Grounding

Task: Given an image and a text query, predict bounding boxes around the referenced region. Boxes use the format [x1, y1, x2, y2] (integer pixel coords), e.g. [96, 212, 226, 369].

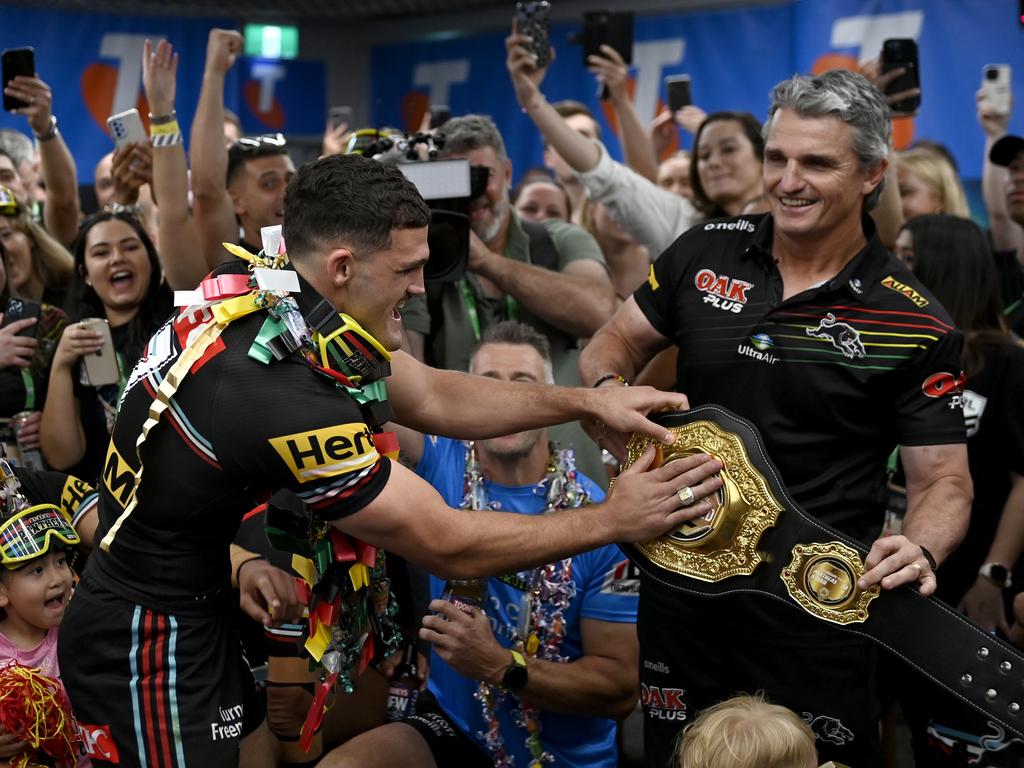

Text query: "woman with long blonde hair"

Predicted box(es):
[0, 186, 74, 306]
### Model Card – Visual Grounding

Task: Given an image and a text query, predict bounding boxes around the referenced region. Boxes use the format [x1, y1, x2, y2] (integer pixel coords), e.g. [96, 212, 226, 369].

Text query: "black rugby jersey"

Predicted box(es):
[87, 268, 391, 613]
[635, 213, 965, 543]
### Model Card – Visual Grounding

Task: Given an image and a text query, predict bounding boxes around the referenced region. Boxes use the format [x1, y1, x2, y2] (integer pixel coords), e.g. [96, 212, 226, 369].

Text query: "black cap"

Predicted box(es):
[989, 135, 1024, 167]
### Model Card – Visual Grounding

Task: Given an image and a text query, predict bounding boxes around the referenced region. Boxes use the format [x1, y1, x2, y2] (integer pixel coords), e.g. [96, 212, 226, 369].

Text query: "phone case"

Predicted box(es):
[107, 109, 148, 149]
[667, 76, 692, 112]
[515, 1, 552, 69]
[2, 47, 35, 111]
[582, 11, 634, 66]
[981, 65, 1012, 116]
[329, 106, 354, 131]
[79, 319, 120, 387]
[2, 298, 41, 338]
[881, 39, 921, 114]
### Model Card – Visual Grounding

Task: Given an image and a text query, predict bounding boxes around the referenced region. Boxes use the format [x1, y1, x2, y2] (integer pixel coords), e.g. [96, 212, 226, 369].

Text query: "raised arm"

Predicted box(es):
[143, 38, 207, 290]
[588, 45, 659, 183]
[506, 32, 697, 254]
[4, 74, 79, 246]
[190, 29, 243, 268]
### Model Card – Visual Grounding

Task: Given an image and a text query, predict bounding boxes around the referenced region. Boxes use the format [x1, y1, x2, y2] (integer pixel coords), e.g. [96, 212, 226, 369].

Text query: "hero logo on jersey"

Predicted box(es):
[601, 559, 641, 596]
[694, 268, 753, 313]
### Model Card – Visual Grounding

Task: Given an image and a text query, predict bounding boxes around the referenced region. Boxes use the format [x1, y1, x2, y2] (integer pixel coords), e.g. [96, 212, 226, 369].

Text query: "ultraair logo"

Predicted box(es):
[737, 333, 778, 365]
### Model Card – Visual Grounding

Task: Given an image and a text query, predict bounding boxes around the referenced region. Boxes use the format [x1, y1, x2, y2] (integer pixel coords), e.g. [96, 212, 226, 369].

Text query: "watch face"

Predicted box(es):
[503, 663, 528, 692]
[990, 565, 1009, 583]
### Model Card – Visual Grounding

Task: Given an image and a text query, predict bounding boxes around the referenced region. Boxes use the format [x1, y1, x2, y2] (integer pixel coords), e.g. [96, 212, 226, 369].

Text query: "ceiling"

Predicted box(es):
[9, 0, 521, 22]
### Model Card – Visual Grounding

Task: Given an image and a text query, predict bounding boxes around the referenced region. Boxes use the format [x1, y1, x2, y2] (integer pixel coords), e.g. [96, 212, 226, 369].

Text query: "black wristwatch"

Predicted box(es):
[979, 562, 1013, 589]
[500, 650, 528, 693]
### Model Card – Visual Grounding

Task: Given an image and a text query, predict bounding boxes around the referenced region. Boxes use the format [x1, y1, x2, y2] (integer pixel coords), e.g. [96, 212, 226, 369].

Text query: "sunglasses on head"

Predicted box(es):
[232, 133, 288, 153]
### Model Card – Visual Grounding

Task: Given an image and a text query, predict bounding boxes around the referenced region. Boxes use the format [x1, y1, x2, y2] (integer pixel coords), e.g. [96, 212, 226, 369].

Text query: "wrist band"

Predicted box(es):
[234, 555, 264, 587]
[151, 132, 183, 148]
[150, 119, 181, 137]
[920, 545, 938, 571]
[593, 373, 628, 388]
[148, 110, 177, 125]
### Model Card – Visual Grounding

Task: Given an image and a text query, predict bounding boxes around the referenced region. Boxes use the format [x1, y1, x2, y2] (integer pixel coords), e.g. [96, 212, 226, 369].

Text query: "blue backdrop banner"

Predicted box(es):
[370, 0, 1024, 183]
[0, 6, 325, 182]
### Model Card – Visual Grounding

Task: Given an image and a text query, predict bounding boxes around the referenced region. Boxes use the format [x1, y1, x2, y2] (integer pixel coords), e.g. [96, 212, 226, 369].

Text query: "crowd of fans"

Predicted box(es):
[0, 14, 1020, 768]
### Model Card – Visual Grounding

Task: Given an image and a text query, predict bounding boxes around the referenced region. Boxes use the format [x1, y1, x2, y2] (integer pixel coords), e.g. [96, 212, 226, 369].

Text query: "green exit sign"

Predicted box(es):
[244, 24, 299, 60]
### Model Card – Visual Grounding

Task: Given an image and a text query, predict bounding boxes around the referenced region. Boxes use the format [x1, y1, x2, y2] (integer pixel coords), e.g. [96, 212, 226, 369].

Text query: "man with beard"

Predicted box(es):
[318, 321, 644, 768]
[402, 114, 616, 483]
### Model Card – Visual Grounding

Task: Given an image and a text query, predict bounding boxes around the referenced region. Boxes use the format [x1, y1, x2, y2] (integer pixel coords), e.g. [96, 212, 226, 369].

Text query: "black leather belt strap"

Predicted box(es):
[621, 405, 1024, 738]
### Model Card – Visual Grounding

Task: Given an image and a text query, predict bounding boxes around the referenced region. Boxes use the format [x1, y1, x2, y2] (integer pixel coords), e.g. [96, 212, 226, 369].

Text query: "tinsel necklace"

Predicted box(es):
[460, 441, 589, 767]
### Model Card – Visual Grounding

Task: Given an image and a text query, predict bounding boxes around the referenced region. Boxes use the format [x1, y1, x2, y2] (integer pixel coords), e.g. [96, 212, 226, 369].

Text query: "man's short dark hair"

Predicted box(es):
[226, 135, 290, 186]
[471, 321, 553, 383]
[283, 153, 431, 260]
[552, 100, 602, 140]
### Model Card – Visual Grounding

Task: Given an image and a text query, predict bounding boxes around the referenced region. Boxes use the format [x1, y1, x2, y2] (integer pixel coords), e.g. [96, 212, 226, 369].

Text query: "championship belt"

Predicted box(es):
[622, 405, 1024, 739]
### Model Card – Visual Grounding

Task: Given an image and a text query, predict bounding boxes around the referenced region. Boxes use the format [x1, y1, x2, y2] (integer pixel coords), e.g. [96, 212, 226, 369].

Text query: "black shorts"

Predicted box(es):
[638, 579, 882, 768]
[59, 576, 264, 767]
[401, 691, 491, 768]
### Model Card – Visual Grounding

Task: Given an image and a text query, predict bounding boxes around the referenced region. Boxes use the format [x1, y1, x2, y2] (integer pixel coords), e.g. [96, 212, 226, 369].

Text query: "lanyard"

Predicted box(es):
[19, 369, 34, 411]
[456, 279, 518, 342]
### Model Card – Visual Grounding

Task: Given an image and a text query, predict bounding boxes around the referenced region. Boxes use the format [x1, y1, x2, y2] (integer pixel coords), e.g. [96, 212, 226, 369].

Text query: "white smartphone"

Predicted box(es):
[980, 64, 1012, 116]
[107, 108, 148, 149]
[79, 318, 120, 387]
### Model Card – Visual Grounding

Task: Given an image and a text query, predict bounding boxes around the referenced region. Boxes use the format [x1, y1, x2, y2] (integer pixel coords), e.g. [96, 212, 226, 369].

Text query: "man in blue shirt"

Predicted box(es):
[322, 321, 641, 767]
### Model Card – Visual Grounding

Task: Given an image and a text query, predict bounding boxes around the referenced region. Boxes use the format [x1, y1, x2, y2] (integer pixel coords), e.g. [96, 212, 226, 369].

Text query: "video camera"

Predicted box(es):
[345, 129, 487, 283]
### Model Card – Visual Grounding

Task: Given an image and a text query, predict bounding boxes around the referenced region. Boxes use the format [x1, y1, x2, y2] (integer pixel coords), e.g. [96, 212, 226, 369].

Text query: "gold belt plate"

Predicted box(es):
[781, 542, 879, 625]
[624, 419, 785, 582]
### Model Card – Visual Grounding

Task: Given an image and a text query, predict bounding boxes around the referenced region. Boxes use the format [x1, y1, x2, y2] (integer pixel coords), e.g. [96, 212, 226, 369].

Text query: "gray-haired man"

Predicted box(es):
[580, 69, 971, 766]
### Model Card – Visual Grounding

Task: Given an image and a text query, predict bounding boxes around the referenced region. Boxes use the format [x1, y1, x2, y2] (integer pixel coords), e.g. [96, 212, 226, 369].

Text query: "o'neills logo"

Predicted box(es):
[881, 275, 929, 307]
[694, 268, 753, 314]
[703, 219, 756, 233]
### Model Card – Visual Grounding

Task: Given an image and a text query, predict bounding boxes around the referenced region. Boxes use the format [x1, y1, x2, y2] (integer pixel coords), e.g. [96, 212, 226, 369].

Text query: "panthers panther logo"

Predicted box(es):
[805, 313, 866, 360]
[803, 713, 854, 745]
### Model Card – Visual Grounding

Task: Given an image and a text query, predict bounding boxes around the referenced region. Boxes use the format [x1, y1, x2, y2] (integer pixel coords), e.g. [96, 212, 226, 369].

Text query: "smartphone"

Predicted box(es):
[581, 11, 634, 66]
[1, 297, 41, 338]
[514, 1, 552, 69]
[666, 75, 692, 113]
[106, 108, 148, 149]
[429, 105, 452, 130]
[880, 38, 921, 115]
[79, 318, 120, 388]
[2, 47, 35, 112]
[329, 105, 354, 132]
[980, 64, 1012, 116]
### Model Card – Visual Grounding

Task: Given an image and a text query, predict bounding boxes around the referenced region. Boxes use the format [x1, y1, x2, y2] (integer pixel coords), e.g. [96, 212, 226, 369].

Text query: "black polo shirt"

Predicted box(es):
[635, 213, 966, 544]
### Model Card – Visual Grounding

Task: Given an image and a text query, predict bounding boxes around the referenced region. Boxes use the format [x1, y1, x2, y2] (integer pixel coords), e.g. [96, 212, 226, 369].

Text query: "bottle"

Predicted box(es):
[443, 579, 486, 614]
[12, 412, 43, 471]
[385, 641, 419, 722]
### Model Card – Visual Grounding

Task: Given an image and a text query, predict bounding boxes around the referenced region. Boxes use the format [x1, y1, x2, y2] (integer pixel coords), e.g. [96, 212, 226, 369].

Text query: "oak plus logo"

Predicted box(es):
[641, 684, 688, 722]
[694, 268, 753, 314]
